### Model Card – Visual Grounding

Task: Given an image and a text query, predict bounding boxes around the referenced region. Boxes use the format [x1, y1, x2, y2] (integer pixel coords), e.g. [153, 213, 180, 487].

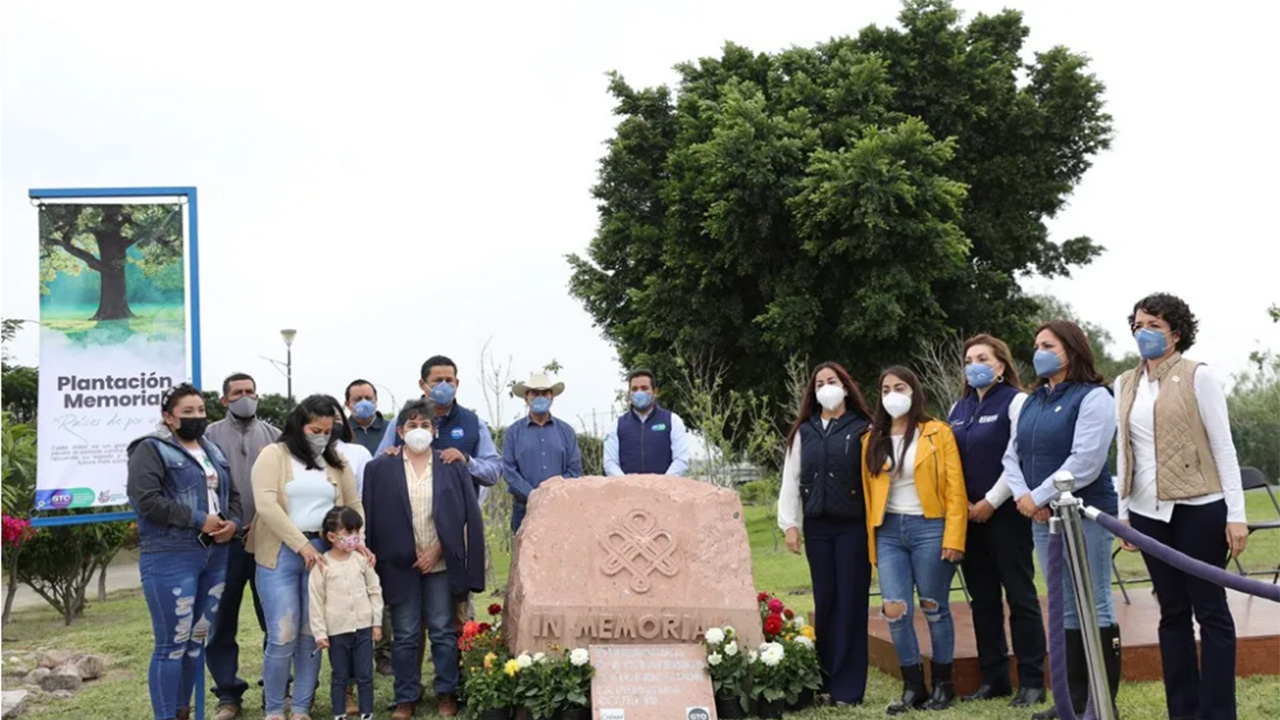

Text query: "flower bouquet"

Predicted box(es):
[464, 652, 519, 720]
[703, 626, 749, 718]
[750, 641, 789, 719]
[557, 648, 594, 720]
[781, 624, 820, 710]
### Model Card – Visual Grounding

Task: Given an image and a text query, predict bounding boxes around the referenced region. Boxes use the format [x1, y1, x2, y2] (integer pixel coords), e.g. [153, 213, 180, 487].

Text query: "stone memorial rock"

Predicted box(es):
[505, 475, 761, 654]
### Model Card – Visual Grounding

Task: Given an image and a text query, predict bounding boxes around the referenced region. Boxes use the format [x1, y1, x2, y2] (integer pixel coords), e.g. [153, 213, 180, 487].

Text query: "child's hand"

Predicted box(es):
[373, 626, 383, 642]
[316, 636, 330, 650]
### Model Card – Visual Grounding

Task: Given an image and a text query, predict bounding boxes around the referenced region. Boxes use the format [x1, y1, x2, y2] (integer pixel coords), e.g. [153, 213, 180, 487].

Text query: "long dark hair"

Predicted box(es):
[319, 394, 353, 443]
[279, 395, 347, 471]
[864, 366, 932, 477]
[785, 362, 873, 448]
[960, 333, 1023, 398]
[1034, 320, 1107, 389]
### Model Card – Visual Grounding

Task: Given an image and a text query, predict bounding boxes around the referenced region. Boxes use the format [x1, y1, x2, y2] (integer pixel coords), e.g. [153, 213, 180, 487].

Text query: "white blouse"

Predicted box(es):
[885, 436, 923, 515]
[1115, 366, 1245, 524]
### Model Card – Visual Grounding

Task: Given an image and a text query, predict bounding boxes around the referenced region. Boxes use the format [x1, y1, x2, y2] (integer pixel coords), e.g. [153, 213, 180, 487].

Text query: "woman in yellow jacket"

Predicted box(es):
[862, 366, 969, 715]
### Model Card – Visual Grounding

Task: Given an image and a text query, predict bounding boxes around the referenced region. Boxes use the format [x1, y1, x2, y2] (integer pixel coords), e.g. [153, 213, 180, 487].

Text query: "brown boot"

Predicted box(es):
[438, 694, 459, 718]
[346, 685, 359, 715]
[213, 704, 241, 720]
[392, 701, 416, 719]
[176, 708, 190, 720]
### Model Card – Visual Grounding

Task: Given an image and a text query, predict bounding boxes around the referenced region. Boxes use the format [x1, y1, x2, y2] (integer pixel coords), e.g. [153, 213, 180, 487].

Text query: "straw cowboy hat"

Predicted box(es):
[512, 372, 565, 398]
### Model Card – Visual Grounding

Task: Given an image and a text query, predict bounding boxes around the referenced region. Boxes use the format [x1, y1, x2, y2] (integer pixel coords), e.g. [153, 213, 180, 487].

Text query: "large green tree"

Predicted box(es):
[569, 0, 1111, 423]
[39, 203, 183, 320]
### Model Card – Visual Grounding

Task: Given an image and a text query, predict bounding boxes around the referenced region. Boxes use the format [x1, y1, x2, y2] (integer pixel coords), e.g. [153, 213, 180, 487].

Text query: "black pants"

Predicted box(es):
[205, 537, 267, 705]
[961, 505, 1046, 689]
[329, 627, 374, 716]
[1132, 501, 1236, 720]
[804, 516, 871, 704]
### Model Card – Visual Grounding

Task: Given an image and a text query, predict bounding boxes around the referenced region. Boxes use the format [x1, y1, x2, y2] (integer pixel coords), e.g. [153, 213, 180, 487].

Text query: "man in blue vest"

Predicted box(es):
[604, 369, 691, 476]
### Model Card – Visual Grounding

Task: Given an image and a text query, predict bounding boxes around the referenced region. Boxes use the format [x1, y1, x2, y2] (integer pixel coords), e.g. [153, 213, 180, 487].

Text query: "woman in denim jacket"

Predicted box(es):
[127, 383, 242, 720]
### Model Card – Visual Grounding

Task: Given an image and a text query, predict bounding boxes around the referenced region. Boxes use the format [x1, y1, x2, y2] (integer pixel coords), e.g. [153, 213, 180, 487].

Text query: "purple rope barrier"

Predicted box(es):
[1047, 530, 1077, 720]
[1089, 509, 1280, 603]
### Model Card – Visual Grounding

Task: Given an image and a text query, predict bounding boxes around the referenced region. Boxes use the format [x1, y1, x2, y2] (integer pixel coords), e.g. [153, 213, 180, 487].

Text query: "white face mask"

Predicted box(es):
[882, 392, 913, 420]
[403, 427, 433, 454]
[815, 384, 846, 411]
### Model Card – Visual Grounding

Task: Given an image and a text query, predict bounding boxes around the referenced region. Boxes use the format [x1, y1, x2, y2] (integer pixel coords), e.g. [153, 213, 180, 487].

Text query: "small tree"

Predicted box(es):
[1, 412, 38, 624]
[17, 517, 129, 625]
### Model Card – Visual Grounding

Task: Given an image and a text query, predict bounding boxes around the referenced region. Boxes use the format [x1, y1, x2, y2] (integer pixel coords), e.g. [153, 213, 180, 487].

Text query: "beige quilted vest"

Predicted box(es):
[1117, 353, 1221, 500]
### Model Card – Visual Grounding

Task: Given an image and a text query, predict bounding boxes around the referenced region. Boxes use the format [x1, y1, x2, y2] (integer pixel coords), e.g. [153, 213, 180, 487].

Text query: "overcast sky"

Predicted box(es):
[3, 0, 1277, 431]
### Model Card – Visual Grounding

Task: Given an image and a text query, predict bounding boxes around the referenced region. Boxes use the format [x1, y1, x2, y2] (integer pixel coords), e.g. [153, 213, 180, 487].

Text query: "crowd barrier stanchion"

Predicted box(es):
[1051, 476, 1116, 720]
[1083, 507, 1280, 603]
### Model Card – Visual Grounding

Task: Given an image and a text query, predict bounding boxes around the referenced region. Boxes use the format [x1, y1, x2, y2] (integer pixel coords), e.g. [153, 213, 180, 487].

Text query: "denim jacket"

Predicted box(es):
[126, 430, 242, 553]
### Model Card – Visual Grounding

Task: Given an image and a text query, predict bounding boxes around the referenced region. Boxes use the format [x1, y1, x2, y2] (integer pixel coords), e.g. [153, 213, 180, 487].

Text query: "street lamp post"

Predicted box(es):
[281, 329, 297, 402]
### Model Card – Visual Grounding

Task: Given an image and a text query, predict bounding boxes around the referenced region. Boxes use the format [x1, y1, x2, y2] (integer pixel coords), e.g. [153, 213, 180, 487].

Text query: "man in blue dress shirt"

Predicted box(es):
[503, 372, 583, 532]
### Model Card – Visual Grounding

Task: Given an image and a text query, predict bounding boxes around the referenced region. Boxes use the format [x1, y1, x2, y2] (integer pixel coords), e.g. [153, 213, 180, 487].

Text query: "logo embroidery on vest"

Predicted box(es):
[978, 414, 999, 424]
[1055, 406, 1063, 413]
[451, 427, 465, 439]
[651, 423, 667, 431]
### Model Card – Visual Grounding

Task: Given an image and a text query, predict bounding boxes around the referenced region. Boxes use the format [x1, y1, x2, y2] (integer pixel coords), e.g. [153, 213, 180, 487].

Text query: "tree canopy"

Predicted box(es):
[569, 0, 1112, 419]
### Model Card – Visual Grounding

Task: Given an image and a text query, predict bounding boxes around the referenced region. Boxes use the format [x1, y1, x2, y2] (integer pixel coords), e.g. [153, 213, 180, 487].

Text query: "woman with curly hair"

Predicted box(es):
[1115, 293, 1246, 720]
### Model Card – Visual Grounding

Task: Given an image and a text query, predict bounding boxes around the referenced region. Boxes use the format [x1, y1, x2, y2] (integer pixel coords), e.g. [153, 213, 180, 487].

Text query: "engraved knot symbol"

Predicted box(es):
[600, 509, 679, 593]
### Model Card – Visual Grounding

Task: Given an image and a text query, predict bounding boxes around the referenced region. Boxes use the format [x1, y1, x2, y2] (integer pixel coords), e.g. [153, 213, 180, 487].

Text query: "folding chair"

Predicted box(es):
[1233, 467, 1280, 582]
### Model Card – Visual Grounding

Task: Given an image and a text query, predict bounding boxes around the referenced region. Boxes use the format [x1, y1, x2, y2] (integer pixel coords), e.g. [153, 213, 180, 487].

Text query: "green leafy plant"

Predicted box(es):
[559, 648, 594, 708]
[703, 626, 750, 710]
[463, 652, 517, 712]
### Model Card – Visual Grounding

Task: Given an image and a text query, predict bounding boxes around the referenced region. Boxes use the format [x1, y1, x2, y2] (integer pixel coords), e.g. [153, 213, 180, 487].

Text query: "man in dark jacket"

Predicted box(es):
[363, 398, 484, 720]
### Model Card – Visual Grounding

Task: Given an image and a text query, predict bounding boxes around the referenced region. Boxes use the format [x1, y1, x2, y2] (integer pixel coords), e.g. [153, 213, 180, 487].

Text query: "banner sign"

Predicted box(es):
[34, 194, 195, 511]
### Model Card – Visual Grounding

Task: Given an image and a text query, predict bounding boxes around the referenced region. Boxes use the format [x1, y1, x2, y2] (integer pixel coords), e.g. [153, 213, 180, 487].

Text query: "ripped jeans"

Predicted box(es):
[257, 539, 326, 716]
[875, 513, 956, 667]
[140, 545, 229, 720]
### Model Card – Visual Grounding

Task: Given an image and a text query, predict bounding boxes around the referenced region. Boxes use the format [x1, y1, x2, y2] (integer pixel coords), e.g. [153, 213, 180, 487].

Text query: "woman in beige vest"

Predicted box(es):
[1115, 293, 1247, 720]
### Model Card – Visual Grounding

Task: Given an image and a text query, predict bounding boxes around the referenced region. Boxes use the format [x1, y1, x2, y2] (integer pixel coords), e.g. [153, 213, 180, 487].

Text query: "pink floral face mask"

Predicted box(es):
[335, 534, 361, 552]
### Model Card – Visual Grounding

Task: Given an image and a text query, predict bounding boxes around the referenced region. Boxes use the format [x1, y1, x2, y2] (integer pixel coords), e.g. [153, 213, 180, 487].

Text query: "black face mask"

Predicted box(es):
[174, 417, 208, 441]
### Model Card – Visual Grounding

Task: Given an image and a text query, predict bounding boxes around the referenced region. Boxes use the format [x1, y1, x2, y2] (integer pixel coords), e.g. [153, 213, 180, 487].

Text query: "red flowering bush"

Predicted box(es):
[2, 515, 35, 547]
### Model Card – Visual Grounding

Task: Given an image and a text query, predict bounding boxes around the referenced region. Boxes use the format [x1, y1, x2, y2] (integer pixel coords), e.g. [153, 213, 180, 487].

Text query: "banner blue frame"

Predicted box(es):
[26, 186, 201, 528]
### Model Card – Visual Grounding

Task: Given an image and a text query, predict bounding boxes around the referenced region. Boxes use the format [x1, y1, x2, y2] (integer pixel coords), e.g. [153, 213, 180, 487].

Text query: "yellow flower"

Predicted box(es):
[800, 625, 815, 640]
[784, 634, 794, 642]
[504, 659, 521, 676]
[484, 652, 497, 671]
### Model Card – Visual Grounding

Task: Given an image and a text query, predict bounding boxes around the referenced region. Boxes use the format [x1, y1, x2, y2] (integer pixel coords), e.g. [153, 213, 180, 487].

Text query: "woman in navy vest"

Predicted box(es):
[127, 383, 241, 720]
[948, 334, 1047, 708]
[1003, 320, 1122, 720]
[777, 362, 873, 706]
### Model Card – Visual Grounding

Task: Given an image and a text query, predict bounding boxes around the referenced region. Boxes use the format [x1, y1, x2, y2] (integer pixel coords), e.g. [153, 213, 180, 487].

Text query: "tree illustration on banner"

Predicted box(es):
[38, 204, 183, 321]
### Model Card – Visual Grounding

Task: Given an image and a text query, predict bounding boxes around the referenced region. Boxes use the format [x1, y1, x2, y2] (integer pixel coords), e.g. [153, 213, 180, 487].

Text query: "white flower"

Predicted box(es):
[723, 641, 739, 657]
[794, 635, 814, 650]
[792, 617, 806, 630]
[759, 642, 785, 667]
[707, 653, 723, 667]
[704, 628, 726, 646]
[747, 650, 759, 663]
[516, 653, 533, 669]
[533, 652, 547, 664]
[570, 648, 590, 667]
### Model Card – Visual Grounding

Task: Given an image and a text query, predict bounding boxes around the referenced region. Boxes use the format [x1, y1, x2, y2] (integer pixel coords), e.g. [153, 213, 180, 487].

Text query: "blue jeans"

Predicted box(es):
[1033, 514, 1116, 629]
[256, 539, 326, 716]
[511, 500, 527, 534]
[205, 538, 267, 705]
[140, 545, 229, 720]
[875, 513, 956, 666]
[390, 571, 459, 702]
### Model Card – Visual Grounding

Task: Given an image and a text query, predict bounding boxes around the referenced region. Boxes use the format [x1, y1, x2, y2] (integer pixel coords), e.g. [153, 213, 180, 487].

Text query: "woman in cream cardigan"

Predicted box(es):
[250, 395, 369, 720]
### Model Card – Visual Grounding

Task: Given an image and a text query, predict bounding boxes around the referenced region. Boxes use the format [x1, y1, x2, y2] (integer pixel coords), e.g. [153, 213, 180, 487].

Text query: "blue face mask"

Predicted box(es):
[965, 363, 996, 389]
[631, 391, 654, 410]
[530, 396, 552, 415]
[1134, 328, 1169, 360]
[1033, 349, 1063, 378]
[352, 399, 377, 420]
[429, 381, 456, 406]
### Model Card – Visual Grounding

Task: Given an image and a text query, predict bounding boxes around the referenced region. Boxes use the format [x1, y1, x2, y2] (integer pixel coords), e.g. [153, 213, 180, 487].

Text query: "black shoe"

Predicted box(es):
[1101, 624, 1122, 716]
[887, 664, 928, 715]
[1009, 687, 1047, 707]
[1034, 628, 1089, 720]
[962, 682, 1013, 702]
[922, 661, 955, 711]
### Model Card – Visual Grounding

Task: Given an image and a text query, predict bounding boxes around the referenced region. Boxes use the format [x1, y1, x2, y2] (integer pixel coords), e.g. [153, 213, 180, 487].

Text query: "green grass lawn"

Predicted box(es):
[3, 491, 1278, 719]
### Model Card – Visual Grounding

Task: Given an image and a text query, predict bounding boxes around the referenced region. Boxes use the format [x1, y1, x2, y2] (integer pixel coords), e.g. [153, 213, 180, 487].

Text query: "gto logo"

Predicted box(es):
[50, 493, 73, 506]
[687, 708, 710, 720]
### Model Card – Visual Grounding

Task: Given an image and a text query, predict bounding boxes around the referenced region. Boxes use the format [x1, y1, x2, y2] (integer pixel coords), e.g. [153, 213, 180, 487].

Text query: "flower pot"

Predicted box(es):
[561, 707, 591, 720]
[515, 707, 532, 720]
[715, 694, 746, 719]
[786, 689, 814, 710]
[755, 697, 785, 719]
[480, 709, 513, 720]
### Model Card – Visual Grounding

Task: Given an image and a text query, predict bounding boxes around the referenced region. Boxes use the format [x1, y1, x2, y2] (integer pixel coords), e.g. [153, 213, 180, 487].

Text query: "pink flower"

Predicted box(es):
[767, 598, 784, 614]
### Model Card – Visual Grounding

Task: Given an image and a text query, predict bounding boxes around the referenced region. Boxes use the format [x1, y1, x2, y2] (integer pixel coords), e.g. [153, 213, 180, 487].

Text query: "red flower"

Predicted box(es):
[462, 621, 481, 639]
[784, 608, 795, 620]
[764, 615, 784, 637]
[757, 591, 770, 603]
[489, 603, 503, 617]
[478, 623, 493, 634]
[767, 598, 784, 613]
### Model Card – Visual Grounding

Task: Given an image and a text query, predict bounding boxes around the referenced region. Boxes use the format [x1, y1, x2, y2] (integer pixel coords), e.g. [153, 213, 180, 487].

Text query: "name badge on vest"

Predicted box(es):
[451, 427, 465, 439]
[978, 414, 999, 424]
[651, 423, 667, 431]
[952, 419, 965, 427]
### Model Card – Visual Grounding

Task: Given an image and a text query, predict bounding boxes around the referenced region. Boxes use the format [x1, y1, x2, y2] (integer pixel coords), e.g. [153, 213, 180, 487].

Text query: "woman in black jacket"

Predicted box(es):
[776, 362, 874, 706]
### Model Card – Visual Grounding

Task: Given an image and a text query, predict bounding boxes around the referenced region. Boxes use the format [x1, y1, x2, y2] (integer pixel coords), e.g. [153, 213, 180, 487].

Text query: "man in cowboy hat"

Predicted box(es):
[503, 372, 583, 532]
